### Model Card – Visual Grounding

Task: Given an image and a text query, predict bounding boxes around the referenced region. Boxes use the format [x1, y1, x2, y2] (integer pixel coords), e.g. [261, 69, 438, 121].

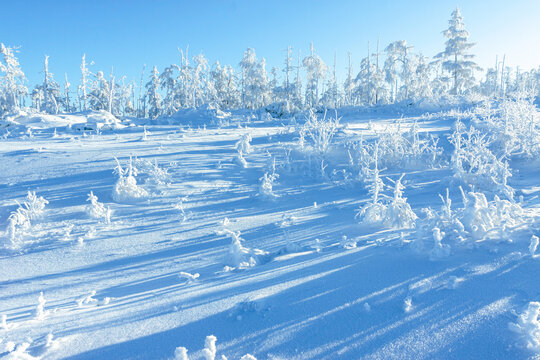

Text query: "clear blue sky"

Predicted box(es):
[2, 0, 539, 88]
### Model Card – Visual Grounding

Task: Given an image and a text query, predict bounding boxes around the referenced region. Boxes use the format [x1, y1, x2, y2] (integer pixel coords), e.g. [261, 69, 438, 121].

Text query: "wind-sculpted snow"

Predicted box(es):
[0, 103, 538, 359]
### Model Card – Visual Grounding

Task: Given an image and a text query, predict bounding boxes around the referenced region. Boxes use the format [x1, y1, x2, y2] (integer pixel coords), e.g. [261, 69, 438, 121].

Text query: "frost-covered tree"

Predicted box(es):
[32, 56, 60, 114]
[159, 64, 179, 115]
[343, 52, 355, 106]
[410, 54, 433, 99]
[303, 43, 327, 108]
[192, 53, 210, 107]
[239, 48, 270, 109]
[291, 50, 303, 109]
[145, 66, 162, 118]
[88, 71, 110, 111]
[321, 53, 340, 108]
[435, 7, 481, 95]
[63, 73, 71, 112]
[0, 44, 27, 115]
[355, 54, 377, 105]
[282, 46, 295, 103]
[210, 62, 240, 109]
[384, 41, 412, 102]
[78, 54, 92, 111]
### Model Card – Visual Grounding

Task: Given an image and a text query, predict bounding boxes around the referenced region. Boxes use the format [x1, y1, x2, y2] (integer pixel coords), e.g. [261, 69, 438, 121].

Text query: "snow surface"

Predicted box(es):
[0, 105, 539, 359]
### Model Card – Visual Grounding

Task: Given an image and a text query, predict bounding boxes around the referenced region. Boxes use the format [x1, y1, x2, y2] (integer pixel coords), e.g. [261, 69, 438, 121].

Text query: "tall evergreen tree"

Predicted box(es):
[0, 43, 27, 114]
[145, 66, 162, 119]
[435, 7, 481, 95]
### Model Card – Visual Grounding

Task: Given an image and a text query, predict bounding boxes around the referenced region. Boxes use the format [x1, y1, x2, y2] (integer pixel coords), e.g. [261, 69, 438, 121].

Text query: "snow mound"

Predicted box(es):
[165, 104, 231, 126]
[509, 301, 540, 352]
[0, 109, 124, 131]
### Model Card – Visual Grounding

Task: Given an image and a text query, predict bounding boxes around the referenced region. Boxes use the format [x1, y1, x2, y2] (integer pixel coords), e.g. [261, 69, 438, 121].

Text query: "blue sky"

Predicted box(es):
[2, 0, 539, 87]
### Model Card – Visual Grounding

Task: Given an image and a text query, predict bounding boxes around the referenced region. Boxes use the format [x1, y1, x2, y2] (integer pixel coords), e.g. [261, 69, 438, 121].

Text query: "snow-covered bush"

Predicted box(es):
[178, 271, 200, 283]
[348, 121, 441, 182]
[134, 157, 170, 188]
[414, 187, 527, 256]
[235, 133, 253, 155]
[5, 191, 48, 247]
[76, 290, 97, 307]
[86, 191, 111, 223]
[174, 335, 257, 360]
[258, 172, 278, 199]
[233, 133, 252, 168]
[450, 120, 514, 199]
[112, 157, 148, 202]
[35, 292, 47, 320]
[377, 120, 442, 168]
[355, 157, 417, 229]
[218, 229, 267, 268]
[301, 109, 340, 157]
[473, 97, 539, 158]
[509, 301, 540, 352]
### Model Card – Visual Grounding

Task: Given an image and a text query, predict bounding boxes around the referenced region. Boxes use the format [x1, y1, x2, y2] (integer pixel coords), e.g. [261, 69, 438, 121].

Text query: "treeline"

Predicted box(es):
[1, 8, 539, 119]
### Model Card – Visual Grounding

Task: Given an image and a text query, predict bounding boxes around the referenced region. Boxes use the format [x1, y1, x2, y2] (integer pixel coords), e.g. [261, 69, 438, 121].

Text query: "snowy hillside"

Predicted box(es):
[0, 97, 539, 359]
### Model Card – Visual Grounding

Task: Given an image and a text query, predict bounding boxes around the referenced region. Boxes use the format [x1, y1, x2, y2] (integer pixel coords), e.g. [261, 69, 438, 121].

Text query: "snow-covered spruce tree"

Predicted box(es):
[192, 53, 210, 108]
[355, 52, 377, 106]
[176, 48, 193, 109]
[32, 56, 61, 114]
[88, 70, 110, 111]
[303, 43, 327, 108]
[210, 62, 240, 109]
[145, 66, 162, 119]
[321, 53, 340, 108]
[239, 48, 270, 109]
[159, 64, 179, 116]
[0, 43, 27, 116]
[435, 7, 481, 95]
[210, 61, 229, 108]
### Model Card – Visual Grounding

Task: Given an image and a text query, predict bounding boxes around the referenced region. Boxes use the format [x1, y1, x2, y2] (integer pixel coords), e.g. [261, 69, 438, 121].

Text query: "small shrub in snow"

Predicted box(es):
[174, 335, 256, 360]
[509, 301, 540, 352]
[235, 133, 253, 155]
[356, 169, 417, 229]
[112, 157, 148, 202]
[218, 229, 267, 268]
[301, 109, 340, 157]
[449, 120, 514, 199]
[430, 227, 451, 259]
[76, 290, 97, 307]
[473, 97, 539, 158]
[233, 134, 251, 168]
[5, 191, 48, 247]
[86, 191, 111, 223]
[258, 172, 278, 199]
[415, 188, 527, 255]
[35, 292, 47, 320]
[24, 191, 48, 218]
[134, 157, 170, 187]
[403, 296, 413, 313]
[178, 272, 200, 283]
